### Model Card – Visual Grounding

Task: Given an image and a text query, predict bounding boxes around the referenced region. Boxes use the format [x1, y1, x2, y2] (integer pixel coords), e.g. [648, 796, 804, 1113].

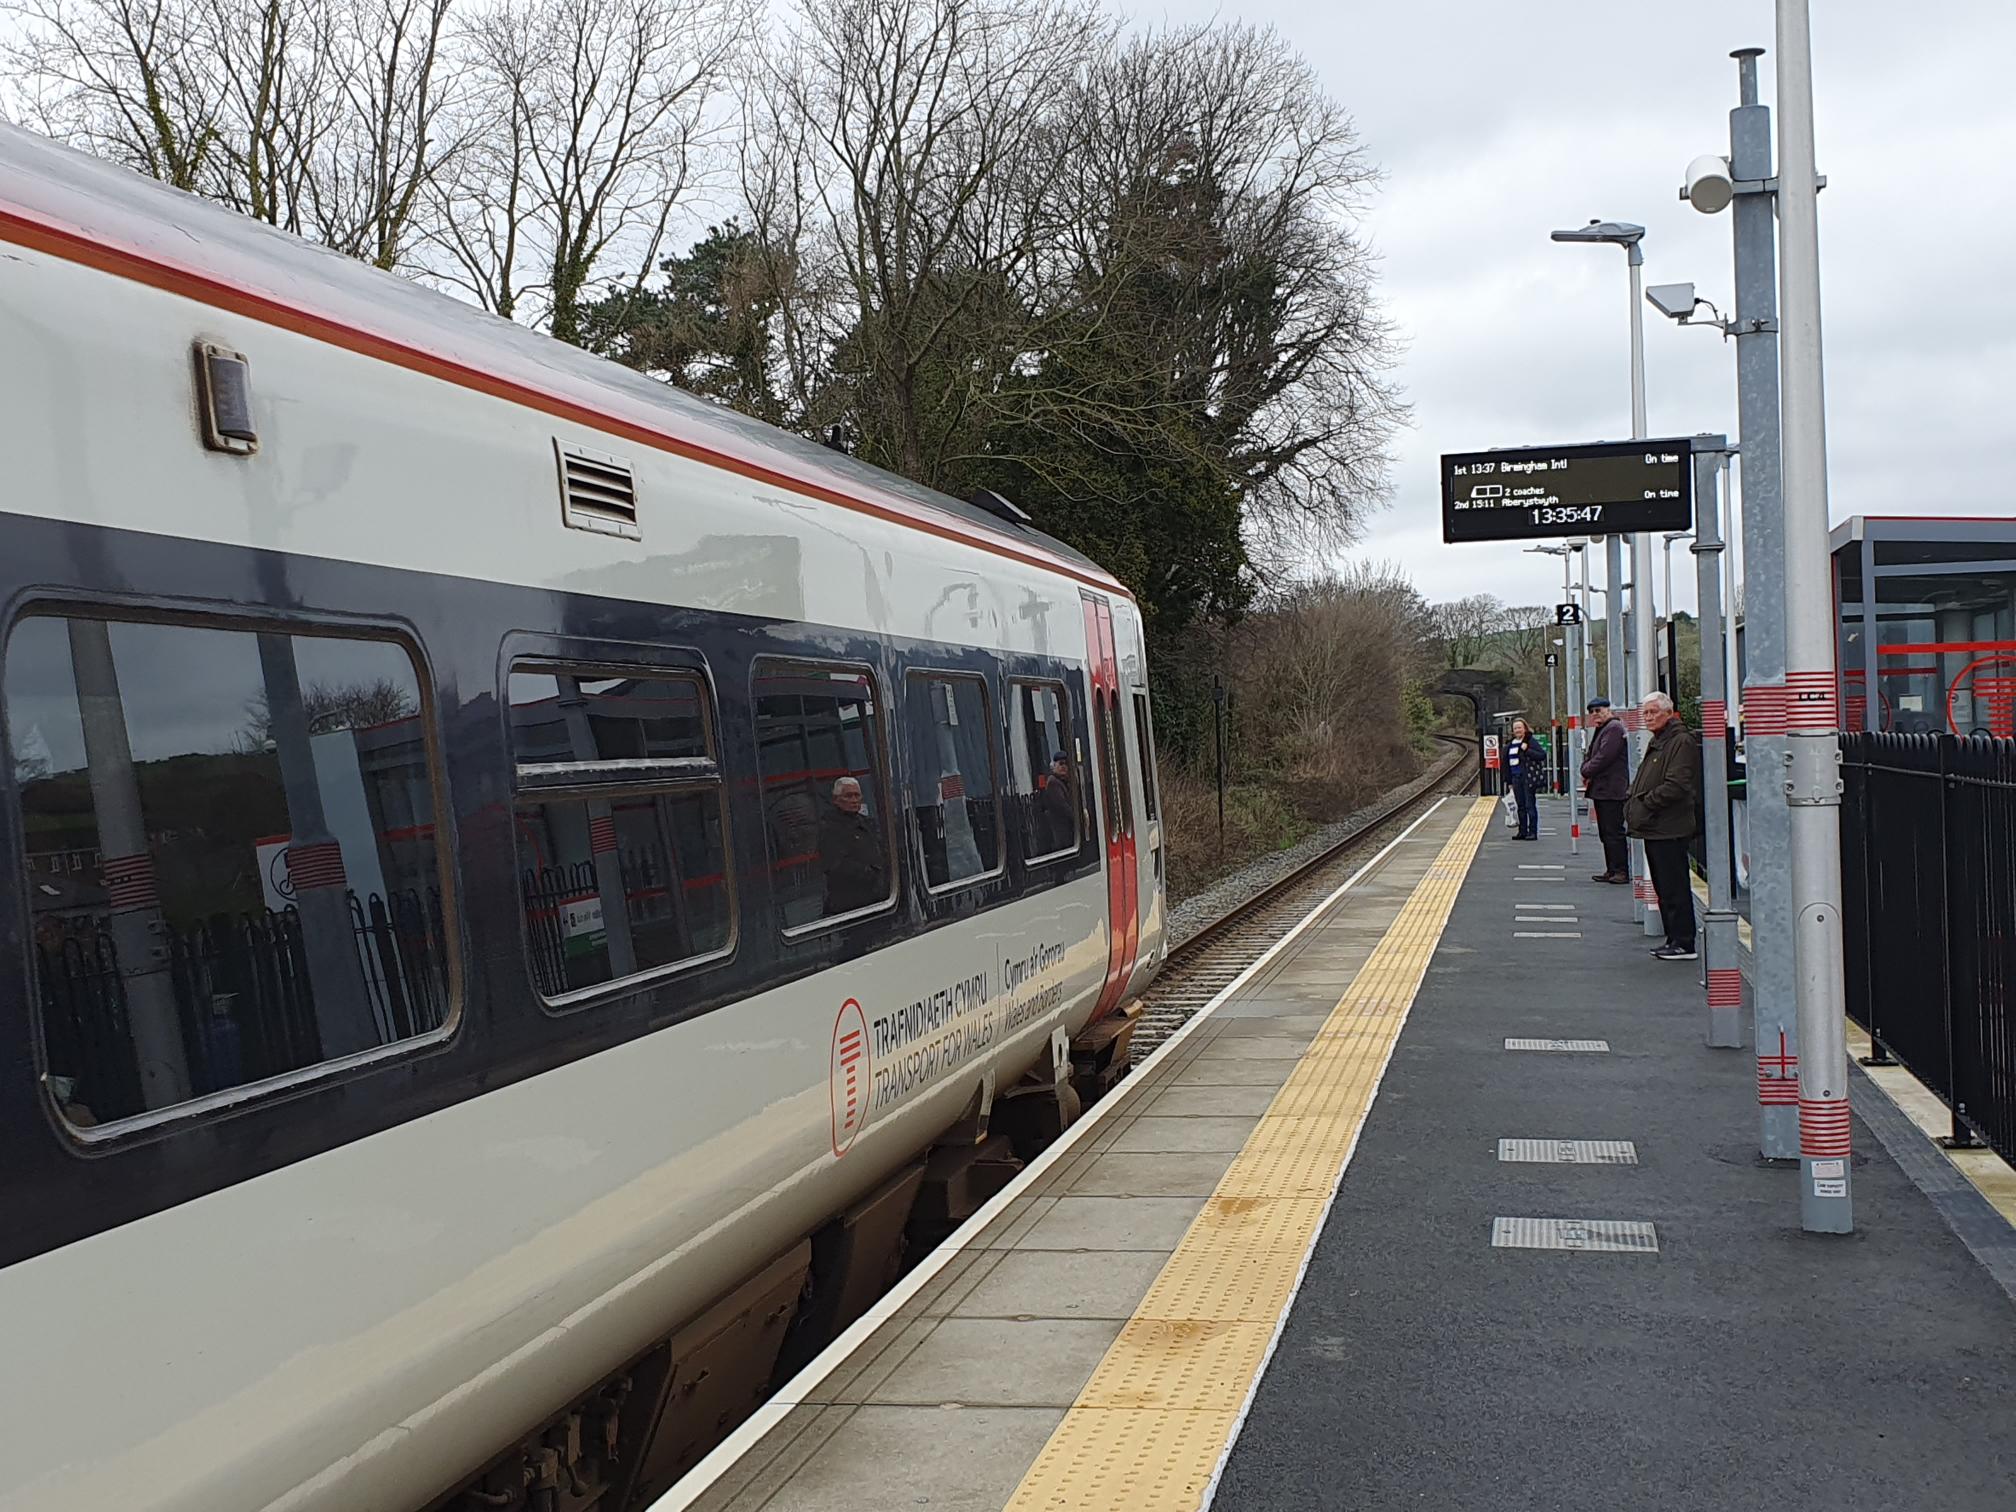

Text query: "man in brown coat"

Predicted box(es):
[1626, 691, 1702, 961]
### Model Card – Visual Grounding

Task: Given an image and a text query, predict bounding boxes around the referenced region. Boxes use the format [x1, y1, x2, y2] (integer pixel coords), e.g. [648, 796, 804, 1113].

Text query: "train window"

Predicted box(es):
[1109, 691, 1134, 837]
[753, 660, 893, 929]
[904, 672, 1002, 891]
[1093, 691, 1123, 843]
[1132, 691, 1159, 821]
[1010, 680, 1079, 861]
[4, 611, 453, 1132]
[507, 668, 731, 1001]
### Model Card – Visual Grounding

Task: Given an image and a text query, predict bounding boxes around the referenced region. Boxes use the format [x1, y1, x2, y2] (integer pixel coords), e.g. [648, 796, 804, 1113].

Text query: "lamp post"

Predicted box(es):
[1679, 41, 1829, 1209]
[1678, 27, 1848, 1231]
[1553, 218, 1660, 936]
[1772, 0, 1853, 1235]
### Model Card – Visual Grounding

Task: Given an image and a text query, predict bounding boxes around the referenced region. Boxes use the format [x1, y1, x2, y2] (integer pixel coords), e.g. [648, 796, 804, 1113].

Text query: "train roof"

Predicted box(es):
[0, 124, 1125, 597]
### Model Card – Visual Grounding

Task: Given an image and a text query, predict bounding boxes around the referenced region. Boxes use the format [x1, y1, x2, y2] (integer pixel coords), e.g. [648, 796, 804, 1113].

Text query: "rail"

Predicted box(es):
[1136, 734, 1473, 1048]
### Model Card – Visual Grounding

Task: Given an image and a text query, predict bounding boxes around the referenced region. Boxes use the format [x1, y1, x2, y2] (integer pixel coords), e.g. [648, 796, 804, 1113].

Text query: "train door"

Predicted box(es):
[1120, 630, 1166, 990]
[1081, 593, 1138, 1017]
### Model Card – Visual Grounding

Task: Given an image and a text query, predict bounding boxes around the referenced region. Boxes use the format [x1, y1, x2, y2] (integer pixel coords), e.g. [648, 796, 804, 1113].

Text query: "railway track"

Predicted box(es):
[1132, 736, 1476, 1052]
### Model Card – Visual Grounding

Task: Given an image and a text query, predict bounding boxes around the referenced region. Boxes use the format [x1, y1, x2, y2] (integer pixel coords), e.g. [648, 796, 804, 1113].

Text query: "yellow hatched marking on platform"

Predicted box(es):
[1004, 798, 1492, 1512]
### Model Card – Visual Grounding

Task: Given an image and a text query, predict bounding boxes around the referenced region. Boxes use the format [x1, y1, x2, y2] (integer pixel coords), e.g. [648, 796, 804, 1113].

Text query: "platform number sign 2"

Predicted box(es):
[1555, 603, 1583, 626]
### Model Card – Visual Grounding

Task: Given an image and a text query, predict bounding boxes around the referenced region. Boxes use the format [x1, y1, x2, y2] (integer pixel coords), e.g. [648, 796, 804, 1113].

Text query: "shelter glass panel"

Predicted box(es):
[1866, 570, 2016, 736]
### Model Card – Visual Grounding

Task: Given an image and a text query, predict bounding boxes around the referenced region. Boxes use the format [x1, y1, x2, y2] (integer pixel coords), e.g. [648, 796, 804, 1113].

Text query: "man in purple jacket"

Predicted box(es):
[1579, 697, 1630, 883]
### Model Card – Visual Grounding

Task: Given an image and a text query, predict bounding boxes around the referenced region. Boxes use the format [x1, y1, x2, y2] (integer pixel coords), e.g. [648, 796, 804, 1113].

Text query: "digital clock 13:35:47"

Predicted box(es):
[1531, 504, 1603, 525]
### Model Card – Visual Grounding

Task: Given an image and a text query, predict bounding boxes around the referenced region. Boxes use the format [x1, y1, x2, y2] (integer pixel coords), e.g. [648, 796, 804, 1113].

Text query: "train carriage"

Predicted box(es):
[0, 125, 1165, 1511]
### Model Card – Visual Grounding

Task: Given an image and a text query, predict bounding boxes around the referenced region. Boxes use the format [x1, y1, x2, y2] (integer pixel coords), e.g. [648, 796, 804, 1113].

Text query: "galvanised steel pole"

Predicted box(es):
[1726, 46, 1800, 1161]
[1693, 441, 1742, 1047]
[1564, 549, 1583, 853]
[1628, 253, 1663, 940]
[1776, 0, 1852, 1233]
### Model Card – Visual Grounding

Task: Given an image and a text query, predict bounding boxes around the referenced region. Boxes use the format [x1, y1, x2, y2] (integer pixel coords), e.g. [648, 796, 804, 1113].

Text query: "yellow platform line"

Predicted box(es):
[1004, 797, 1494, 1512]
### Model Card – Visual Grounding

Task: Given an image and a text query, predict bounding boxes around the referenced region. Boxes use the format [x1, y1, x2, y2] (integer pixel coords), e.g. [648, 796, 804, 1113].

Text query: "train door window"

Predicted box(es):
[904, 672, 1002, 891]
[753, 660, 893, 928]
[1110, 692, 1134, 835]
[507, 667, 732, 1002]
[1093, 691, 1129, 842]
[1010, 680, 1078, 862]
[4, 610, 454, 1132]
[1131, 691, 1159, 821]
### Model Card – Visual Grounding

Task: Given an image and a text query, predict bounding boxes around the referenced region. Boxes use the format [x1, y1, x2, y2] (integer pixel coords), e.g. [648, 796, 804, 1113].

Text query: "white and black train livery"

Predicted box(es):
[0, 126, 1166, 1512]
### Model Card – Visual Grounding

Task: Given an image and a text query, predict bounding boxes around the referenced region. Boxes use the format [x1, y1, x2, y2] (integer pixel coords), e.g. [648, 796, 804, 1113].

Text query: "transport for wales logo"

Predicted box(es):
[830, 998, 869, 1156]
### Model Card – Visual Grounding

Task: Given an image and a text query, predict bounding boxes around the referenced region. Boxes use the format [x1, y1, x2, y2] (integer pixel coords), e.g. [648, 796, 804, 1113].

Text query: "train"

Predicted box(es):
[0, 124, 1166, 1512]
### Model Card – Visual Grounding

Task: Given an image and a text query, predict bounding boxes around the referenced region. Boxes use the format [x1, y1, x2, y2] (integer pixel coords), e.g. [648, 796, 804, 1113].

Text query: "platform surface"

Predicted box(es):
[1215, 801, 2016, 1512]
[664, 795, 2016, 1512]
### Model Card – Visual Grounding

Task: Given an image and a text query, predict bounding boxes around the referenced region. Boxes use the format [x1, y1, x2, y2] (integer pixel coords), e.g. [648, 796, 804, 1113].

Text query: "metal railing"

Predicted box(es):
[1841, 732, 2016, 1161]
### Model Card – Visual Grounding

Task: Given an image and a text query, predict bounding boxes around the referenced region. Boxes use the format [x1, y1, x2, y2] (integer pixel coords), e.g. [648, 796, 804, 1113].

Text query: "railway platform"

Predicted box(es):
[659, 794, 2016, 1512]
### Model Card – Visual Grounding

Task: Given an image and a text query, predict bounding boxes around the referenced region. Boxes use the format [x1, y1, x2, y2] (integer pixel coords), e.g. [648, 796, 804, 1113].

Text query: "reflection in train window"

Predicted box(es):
[905, 673, 1002, 891]
[3, 612, 452, 1130]
[1010, 680, 1078, 862]
[753, 660, 892, 929]
[1132, 691, 1159, 821]
[507, 668, 731, 1000]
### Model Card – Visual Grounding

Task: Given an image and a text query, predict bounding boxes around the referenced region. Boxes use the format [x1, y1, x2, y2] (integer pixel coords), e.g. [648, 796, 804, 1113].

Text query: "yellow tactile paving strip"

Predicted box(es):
[1004, 797, 1494, 1512]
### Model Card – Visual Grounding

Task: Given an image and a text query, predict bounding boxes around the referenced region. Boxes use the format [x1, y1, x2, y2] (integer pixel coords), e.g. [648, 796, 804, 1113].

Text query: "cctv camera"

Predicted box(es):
[1646, 282, 1699, 321]
[1682, 154, 1735, 214]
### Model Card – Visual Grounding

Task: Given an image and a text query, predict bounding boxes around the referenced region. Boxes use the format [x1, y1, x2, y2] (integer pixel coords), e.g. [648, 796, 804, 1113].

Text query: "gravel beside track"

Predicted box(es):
[1164, 746, 1470, 952]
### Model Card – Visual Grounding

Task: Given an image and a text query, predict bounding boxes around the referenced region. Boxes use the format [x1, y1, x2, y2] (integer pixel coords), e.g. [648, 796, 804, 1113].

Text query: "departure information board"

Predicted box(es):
[1440, 438, 1695, 543]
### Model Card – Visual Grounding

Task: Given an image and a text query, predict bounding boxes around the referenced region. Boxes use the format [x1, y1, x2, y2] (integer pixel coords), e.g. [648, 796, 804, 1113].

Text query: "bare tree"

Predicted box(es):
[306, 0, 463, 268]
[1024, 24, 1405, 561]
[743, 0, 1111, 482]
[242, 678, 417, 747]
[1431, 594, 1502, 670]
[1230, 563, 1433, 786]
[1494, 603, 1552, 665]
[426, 0, 751, 338]
[4, 0, 464, 268]
[3, 0, 228, 191]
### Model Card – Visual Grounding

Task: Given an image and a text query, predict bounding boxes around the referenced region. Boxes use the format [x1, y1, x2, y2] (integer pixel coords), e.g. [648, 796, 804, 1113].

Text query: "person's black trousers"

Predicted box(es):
[1645, 836, 1697, 949]
[1593, 798, 1628, 876]
[1513, 778, 1540, 838]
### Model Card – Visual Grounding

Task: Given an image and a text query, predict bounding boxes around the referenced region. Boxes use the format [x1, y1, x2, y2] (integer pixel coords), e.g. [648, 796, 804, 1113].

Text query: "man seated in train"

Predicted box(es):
[819, 776, 886, 916]
[1037, 752, 1076, 853]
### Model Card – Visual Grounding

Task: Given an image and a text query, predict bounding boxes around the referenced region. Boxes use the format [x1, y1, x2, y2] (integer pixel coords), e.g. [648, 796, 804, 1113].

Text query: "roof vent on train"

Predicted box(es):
[555, 440, 640, 540]
[193, 342, 258, 456]
[969, 487, 1033, 527]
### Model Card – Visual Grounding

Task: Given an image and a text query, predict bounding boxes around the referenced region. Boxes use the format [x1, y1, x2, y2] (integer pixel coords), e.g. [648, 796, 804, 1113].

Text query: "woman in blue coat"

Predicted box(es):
[1504, 717, 1548, 841]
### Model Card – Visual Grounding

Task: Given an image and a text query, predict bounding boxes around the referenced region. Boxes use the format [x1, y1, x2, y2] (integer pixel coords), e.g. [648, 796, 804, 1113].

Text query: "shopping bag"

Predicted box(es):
[1500, 789, 1517, 828]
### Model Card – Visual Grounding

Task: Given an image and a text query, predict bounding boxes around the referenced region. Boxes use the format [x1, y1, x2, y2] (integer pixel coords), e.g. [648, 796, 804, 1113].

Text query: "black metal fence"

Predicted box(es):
[36, 887, 448, 1123]
[1841, 733, 2016, 1161]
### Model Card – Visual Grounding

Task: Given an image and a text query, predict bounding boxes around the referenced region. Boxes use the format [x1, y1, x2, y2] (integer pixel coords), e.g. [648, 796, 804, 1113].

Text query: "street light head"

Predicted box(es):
[1646, 281, 1699, 321]
[1550, 219, 1646, 247]
[1681, 154, 1735, 214]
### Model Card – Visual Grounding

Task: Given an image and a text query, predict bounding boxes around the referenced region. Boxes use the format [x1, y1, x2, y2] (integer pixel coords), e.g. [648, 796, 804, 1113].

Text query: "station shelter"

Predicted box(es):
[1833, 516, 2016, 737]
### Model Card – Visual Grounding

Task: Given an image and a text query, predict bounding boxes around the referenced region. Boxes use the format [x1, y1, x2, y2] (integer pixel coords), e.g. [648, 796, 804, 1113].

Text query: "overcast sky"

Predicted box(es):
[1152, 0, 2016, 613]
